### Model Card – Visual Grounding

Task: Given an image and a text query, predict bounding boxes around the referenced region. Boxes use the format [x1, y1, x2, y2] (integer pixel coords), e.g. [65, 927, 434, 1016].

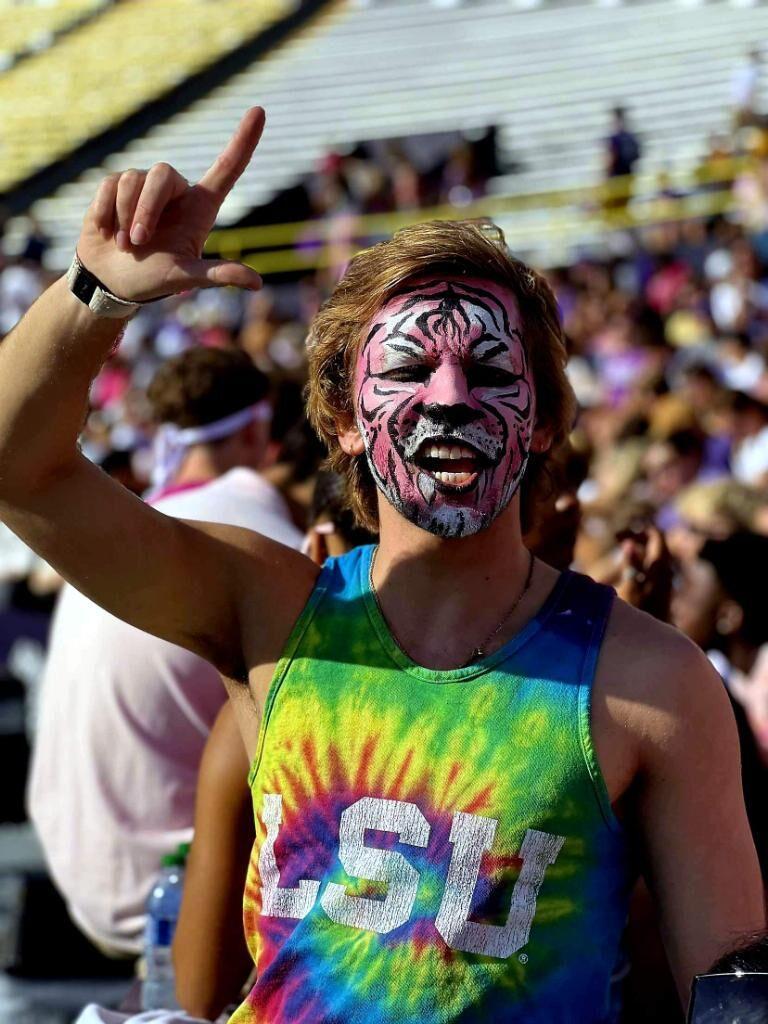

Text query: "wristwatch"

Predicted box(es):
[66, 253, 142, 319]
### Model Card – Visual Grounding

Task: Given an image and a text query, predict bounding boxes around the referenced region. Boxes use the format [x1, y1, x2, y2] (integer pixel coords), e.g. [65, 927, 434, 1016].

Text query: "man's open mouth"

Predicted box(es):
[412, 439, 490, 491]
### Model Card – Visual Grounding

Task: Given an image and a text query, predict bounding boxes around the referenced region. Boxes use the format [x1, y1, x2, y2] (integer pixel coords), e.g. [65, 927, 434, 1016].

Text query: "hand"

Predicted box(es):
[76, 107, 265, 302]
[615, 525, 674, 622]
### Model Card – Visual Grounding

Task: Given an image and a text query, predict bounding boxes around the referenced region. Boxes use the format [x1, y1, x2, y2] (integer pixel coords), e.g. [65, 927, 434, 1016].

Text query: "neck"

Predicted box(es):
[174, 444, 244, 486]
[372, 497, 539, 669]
[375, 496, 528, 588]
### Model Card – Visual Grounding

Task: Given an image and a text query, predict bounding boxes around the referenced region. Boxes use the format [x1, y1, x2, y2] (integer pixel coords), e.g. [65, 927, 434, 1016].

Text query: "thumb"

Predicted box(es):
[173, 257, 262, 291]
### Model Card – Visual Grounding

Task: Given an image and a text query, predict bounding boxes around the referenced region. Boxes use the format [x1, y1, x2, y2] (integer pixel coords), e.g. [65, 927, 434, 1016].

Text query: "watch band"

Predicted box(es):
[66, 253, 142, 319]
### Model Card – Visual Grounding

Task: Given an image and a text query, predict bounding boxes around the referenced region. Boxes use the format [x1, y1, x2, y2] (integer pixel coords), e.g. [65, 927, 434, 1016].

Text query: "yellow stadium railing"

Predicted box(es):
[203, 161, 746, 275]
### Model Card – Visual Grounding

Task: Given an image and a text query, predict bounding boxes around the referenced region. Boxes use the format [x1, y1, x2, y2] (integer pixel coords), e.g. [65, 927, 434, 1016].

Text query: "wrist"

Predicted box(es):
[59, 276, 126, 345]
[66, 253, 142, 320]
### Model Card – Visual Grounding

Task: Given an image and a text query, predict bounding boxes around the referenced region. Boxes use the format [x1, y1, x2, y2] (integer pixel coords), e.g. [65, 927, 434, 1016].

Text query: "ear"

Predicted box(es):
[240, 420, 258, 446]
[336, 416, 365, 457]
[530, 423, 554, 455]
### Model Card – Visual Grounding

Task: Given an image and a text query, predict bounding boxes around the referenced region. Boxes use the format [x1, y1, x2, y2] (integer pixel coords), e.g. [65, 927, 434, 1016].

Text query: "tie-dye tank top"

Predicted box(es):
[230, 545, 630, 1024]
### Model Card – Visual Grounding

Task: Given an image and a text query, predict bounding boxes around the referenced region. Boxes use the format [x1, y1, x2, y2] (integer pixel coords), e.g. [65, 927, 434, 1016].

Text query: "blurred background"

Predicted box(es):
[3, 0, 768, 1020]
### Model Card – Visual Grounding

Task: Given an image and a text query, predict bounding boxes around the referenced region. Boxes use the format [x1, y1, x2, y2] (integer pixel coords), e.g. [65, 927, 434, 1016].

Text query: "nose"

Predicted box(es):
[420, 362, 482, 428]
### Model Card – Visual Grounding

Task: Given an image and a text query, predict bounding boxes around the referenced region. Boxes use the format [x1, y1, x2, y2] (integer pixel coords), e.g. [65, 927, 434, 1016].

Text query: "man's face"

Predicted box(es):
[354, 277, 535, 537]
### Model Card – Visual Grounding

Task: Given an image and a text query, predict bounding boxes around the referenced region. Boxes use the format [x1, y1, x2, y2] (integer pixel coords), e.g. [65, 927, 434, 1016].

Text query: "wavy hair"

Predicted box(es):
[306, 220, 575, 532]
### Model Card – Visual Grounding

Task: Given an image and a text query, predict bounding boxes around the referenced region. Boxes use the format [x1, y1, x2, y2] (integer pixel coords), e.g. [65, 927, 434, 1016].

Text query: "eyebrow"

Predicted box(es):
[382, 328, 427, 357]
[383, 338, 426, 358]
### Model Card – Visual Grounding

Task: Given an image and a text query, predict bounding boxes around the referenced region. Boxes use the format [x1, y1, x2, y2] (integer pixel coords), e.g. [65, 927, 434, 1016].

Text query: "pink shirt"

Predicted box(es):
[27, 469, 303, 954]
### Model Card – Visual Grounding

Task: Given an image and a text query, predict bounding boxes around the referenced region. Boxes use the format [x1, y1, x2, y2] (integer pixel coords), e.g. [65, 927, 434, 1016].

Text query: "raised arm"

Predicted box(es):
[0, 108, 313, 677]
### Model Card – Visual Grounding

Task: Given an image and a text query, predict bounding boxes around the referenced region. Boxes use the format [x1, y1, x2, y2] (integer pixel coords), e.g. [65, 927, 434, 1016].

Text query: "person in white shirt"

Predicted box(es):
[726, 391, 768, 488]
[731, 49, 762, 127]
[27, 346, 303, 957]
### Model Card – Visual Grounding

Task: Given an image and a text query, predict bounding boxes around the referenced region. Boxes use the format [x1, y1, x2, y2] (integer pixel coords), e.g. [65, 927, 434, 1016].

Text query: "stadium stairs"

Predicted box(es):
[5, 0, 768, 268]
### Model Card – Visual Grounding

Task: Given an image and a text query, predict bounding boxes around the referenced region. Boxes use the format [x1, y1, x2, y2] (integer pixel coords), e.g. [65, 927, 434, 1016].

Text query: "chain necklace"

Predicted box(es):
[368, 547, 536, 669]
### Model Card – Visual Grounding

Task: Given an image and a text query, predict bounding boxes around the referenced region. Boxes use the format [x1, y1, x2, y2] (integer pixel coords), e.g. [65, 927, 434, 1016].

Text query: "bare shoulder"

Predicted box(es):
[596, 595, 735, 772]
[179, 517, 320, 674]
[601, 596, 724, 706]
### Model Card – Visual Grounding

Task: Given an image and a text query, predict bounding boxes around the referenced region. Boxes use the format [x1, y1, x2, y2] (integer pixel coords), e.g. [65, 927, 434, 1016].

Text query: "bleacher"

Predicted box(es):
[0, 0, 294, 194]
[0, 0, 108, 69]
[13, 0, 768, 268]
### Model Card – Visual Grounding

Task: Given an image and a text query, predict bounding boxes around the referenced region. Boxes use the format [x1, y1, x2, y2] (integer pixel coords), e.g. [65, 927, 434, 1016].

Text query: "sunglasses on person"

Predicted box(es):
[687, 971, 768, 1023]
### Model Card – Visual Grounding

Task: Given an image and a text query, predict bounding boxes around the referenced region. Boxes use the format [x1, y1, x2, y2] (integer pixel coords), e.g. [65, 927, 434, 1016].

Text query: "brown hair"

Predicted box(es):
[306, 219, 576, 532]
[147, 347, 268, 429]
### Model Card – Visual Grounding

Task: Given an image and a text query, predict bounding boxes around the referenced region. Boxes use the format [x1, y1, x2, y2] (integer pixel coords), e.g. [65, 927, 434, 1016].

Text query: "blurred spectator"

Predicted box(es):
[643, 429, 709, 530]
[695, 134, 736, 194]
[603, 105, 641, 214]
[0, 254, 43, 334]
[671, 532, 768, 673]
[305, 468, 377, 564]
[672, 532, 768, 872]
[731, 645, 768, 773]
[5, 126, 768, 923]
[731, 49, 762, 129]
[27, 348, 303, 957]
[669, 478, 768, 560]
[724, 391, 768, 486]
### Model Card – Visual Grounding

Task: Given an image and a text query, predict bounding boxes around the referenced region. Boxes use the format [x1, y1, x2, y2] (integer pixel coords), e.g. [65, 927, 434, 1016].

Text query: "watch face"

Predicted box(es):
[71, 268, 96, 305]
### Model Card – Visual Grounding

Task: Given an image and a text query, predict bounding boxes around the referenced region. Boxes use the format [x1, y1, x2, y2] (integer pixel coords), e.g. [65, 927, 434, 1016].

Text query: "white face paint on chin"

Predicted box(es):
[354, 277, 535, 538]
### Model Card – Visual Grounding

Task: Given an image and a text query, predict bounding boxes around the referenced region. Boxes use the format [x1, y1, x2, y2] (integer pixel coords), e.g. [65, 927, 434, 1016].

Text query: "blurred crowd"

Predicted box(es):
[4, 110, 768, 707]
[5, 94, 768, 1014]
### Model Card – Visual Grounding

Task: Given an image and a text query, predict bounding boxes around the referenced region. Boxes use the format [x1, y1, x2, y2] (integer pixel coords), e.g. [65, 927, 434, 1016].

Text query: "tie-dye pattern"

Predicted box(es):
[230, 547, 631, 1024]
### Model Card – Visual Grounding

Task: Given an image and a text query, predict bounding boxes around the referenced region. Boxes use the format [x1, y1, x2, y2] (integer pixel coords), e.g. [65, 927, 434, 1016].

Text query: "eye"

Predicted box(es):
[380, 364, 432, 384]
[467, 366, 518, 389]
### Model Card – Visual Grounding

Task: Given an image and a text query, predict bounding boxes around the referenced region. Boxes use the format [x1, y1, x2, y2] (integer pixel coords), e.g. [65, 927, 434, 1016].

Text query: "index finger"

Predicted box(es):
[199, 107, 265, 199]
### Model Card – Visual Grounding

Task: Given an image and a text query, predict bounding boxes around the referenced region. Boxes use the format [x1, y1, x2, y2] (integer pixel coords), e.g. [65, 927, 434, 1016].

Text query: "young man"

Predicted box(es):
[0, 109, 762, 1022]
[27, 346, 302, 957]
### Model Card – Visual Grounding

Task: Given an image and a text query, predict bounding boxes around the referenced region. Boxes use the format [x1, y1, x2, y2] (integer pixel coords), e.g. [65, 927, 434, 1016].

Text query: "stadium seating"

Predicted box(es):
[17, 0, 768, 267]
[0, 0, 292, 194]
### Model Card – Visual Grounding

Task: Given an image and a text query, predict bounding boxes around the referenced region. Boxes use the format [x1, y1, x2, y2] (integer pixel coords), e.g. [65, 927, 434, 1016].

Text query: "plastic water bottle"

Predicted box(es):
[142, 843, 189, 1010]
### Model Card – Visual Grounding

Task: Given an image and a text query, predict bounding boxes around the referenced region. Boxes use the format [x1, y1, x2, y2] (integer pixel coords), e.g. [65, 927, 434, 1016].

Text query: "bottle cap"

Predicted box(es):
[161, 851, 185, 868]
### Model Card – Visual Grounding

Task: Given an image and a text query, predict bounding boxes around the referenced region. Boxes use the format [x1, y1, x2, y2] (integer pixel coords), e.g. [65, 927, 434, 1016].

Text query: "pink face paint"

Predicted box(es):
[354, 278, 535, 537]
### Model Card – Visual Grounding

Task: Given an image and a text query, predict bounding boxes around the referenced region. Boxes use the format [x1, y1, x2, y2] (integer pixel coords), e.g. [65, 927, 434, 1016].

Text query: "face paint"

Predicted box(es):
[354, 278, 535, 538]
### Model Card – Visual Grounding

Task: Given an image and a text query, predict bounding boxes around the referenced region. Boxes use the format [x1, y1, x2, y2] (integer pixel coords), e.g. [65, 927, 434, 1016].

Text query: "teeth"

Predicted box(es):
[422, 443, 478, 461]
[434, 470, 475, 485]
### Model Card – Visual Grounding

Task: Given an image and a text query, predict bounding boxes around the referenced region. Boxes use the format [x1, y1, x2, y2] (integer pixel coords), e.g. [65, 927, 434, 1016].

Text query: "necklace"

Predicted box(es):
[368, 547, 536, 669]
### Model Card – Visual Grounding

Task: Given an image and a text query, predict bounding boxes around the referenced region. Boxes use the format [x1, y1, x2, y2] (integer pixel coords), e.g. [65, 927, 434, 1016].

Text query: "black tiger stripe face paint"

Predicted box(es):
[355, 277, 535, 537]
